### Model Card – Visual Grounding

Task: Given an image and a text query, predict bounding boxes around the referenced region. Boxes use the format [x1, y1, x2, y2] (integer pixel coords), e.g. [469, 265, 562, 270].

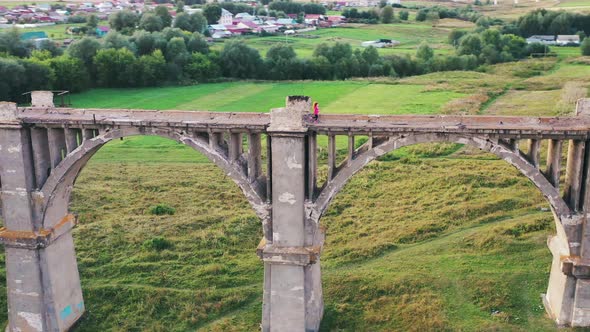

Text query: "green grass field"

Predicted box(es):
[213, 21, 458, 58]
[557, 0, 590, 8]
[16, 21, 109, 41]
[70, 81, 464, 114]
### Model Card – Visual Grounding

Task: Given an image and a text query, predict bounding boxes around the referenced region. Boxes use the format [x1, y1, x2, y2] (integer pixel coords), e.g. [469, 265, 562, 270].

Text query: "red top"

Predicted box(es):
[313, 104, 320, 115]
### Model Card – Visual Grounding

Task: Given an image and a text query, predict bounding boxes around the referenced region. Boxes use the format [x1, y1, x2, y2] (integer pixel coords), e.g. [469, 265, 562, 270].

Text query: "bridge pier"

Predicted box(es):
[544, 99, 590, 327]
[0, 102, 84, 332]
[257, 96, 324, 332]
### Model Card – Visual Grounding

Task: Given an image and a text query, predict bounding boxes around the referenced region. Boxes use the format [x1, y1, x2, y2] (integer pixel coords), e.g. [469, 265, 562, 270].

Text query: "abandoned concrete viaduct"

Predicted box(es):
[1, 91, 590, 331]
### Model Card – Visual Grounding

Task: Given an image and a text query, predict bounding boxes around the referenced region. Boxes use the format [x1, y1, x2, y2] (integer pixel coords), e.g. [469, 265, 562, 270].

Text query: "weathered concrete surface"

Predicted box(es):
[31, 91, 54, 108]
[3, 94, 590, 330]
[0, 104, 84, 331]
[262, 96, 323, 332]
[0, 102, 18, 121]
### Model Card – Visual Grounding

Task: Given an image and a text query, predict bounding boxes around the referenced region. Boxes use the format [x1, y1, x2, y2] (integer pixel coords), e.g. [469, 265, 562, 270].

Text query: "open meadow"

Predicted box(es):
[213, 21, 461, 58]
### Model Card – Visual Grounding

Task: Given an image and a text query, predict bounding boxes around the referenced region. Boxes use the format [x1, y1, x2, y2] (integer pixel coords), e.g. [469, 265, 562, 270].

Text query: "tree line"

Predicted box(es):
[342, 5, 480, 25]
[0, 19, 550, 103]
[509, 9, 590, 38]
[3, 4, 585, 103]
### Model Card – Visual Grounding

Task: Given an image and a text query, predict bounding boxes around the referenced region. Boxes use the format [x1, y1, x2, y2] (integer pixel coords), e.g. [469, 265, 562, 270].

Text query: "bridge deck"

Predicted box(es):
[9, 107, 590, 138]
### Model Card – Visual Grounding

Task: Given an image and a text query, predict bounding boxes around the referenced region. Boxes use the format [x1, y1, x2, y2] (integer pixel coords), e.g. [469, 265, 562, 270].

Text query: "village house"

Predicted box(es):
[556, 35, 580, 46]
[96, 2, 114, 12]
[96, 26, 110, 37]
[219, 8, 233, 25]
[235, 12, 255, 21]
[184, 7, 202, 15]
[526, 35, 556, 45]
[20, 31, 49, 48]
[304, 14, 323, 26]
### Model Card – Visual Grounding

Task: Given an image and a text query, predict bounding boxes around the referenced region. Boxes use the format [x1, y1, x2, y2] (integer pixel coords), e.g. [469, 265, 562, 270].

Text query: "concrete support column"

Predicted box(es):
[259, 96, 323, 332]
[229, 133, 242, 163]
[327, 134, 336, 180]
[347, 134, 355, 167]
[544, 222, 578, 327]
[307, 132, 317, 200]
[30, 127, 51, 189]
[545, 100, 590, 327]
[527, 139, 541, 168]
[47, 128, 66, 169]
[247, 133, 262, 183]
[545, 139, 563, 188]
[509, 138, 519, 152]
[0, 102, 84, 332]
[64, 128, 80, 153]
[565, 140, 585, 212]
[82, 128, 94, 141]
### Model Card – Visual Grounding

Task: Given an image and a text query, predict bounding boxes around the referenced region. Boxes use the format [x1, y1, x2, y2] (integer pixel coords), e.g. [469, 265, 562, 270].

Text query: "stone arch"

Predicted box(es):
[311, 132, 574, 248]
[39, 126, 271, 235]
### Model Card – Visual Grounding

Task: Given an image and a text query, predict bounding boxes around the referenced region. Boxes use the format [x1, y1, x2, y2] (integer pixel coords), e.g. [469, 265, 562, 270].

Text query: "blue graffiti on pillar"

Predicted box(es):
[60, 305, 73, 321]
[77, 301, 85, 312]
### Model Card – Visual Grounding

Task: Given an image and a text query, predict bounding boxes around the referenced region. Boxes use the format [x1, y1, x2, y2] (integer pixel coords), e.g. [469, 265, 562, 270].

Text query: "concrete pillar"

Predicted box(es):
[564, 140, 585, 212]
[347, 134, 355, 167]
[0, 102, 84, 332]
[259, 96, 323, 332]
[229, 133, 242, 163]
[327, 134, 336, 180]
[47, 128, 66, 169]
[527, 139, 541, 168]
[266, 134, 272, 204]
[64, 128, 80, 153]
[509, 138, 519, 152]
[307, 132, 317, 200]
[545, 101, 590, 327]
[247, 133, 262, 183]
[544, 226, 578, 326]
[545, 139, 563, 188]
[82, 128, 94, 141]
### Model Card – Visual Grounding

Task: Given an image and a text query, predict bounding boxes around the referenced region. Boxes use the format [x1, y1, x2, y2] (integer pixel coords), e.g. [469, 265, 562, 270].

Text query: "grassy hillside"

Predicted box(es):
[62, 155, 559, 332]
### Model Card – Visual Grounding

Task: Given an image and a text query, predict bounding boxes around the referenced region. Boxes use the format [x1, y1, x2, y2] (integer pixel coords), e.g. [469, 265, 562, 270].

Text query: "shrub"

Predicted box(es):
[142, 237, 173, 251]
[149, 203, 176, 215]
[380, 6, 394, 24]
[582, 37, 590, 56]
[399, 10, 409, 21]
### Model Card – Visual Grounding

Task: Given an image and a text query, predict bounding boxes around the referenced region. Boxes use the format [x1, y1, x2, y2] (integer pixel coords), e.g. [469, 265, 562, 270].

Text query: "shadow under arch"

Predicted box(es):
[311, 132, 575, 254]
[39, 127, 271, 235]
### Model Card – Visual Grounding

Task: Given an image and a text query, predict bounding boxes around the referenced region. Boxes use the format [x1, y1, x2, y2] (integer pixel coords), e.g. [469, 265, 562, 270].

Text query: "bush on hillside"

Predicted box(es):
[582, 38, 590, 56]
[149, 204, 176, 215]
[142, 237, 173, 251]
[398, 10, 409, 20]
